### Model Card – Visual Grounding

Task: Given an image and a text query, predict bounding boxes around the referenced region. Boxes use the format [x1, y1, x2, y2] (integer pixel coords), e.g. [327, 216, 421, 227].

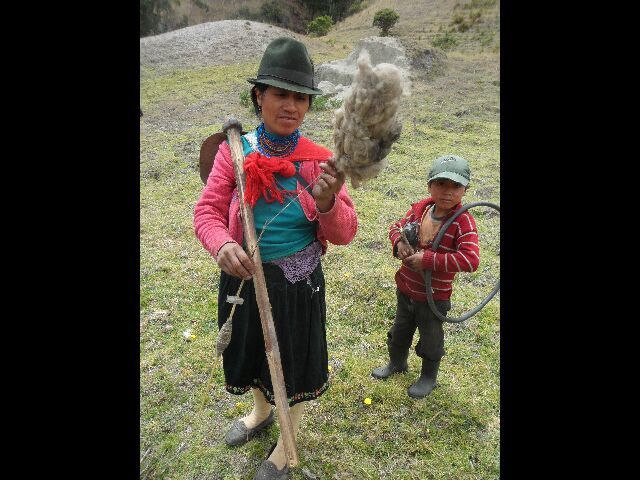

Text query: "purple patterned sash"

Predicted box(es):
[270, 241, 322, 284]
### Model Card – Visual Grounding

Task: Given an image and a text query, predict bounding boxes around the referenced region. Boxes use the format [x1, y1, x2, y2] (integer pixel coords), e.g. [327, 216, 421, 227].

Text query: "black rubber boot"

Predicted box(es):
[407, 358, 440, 398]
[371, 346, 409, 379]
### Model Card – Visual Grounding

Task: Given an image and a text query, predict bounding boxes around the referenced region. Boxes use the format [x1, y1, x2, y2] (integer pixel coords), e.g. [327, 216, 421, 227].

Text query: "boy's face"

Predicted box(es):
[428, 178, 467, 211]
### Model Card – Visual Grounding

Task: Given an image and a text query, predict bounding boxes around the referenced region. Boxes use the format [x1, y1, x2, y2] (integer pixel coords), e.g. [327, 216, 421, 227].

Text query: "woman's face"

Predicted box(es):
[256, 86, 310, 136]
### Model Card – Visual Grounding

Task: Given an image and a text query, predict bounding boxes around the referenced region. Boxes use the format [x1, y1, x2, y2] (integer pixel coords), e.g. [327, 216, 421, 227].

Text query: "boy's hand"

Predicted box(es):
[402, 251, 425, 272]
[397, 240, 415, 260]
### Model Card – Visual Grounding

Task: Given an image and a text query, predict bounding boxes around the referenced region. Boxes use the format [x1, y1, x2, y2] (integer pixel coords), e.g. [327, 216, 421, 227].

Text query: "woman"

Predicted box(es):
[194, 37, 358, 480]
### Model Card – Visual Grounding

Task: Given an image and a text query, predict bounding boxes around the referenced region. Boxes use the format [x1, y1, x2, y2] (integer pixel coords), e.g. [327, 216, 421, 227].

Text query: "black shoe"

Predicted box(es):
[224, 410, 275, 446]
[408, 358, 440, 398]
[253, 460, 290, 480]
[371, 346, 409, 379]
[253, 443, 290, 480]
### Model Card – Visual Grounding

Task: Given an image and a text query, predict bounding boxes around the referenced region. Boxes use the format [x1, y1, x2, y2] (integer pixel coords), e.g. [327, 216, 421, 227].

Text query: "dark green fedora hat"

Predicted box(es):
[248, 37, 323, 96]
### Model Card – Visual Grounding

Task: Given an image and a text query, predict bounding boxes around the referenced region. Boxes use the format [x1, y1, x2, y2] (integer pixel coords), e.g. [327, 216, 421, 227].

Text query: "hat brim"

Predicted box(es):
[248, 77, 323, 96]
[429, 172, 469, 186]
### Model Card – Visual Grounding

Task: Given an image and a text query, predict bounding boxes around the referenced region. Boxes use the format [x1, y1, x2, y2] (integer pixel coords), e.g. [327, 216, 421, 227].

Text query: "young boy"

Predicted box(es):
[372, 155, 480, 398]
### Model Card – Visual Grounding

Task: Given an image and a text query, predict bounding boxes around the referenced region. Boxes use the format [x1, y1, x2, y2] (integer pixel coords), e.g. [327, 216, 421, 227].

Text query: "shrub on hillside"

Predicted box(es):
[192, 0, 208, 12]
[470, 10, 482, 23]
[239, 91, 251, 109]
[463, 0, 496, 9]
[347, 1, 366, 15]
[140, 0, 178, 37]
[307, 15, 334, 36]
[451, 9, 482, 32]
[306, 0, 362, 22]
[311, 95, 341, 111]
[231, 7, 258, 21]
[373, 8, 399, 36]
[451, 13, 470, 31]
[260, 1, 287, 26]
[433, 31, 458, 50]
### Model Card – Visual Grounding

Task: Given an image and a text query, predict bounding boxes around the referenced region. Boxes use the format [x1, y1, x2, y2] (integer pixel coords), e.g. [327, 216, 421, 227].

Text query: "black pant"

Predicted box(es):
[387, 289, 451, 361]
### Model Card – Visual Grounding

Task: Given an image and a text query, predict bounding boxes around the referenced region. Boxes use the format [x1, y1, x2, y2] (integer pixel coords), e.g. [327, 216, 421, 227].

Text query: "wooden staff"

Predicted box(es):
[222, 117, 299, 468]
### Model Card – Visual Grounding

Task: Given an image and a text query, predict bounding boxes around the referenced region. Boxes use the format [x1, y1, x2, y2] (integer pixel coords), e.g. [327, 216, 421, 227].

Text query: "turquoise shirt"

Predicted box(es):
[241, 132, 316, 261]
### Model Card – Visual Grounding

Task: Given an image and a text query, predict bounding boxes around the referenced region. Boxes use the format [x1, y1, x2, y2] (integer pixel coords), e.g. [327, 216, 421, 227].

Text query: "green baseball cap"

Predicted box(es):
[248, 37, 323, 96]
[428, 155, 471, 186]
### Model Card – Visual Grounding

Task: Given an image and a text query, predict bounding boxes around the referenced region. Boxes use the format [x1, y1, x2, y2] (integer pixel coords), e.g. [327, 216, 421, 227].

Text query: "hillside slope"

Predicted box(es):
[163, 0, 314, 34]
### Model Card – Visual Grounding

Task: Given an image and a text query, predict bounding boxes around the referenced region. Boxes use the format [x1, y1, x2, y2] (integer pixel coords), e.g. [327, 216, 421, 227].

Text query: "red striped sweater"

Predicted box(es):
[389, 198, 480, 301]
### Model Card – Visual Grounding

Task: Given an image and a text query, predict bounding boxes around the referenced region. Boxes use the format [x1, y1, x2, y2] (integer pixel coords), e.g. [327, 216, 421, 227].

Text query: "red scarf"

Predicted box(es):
[243, 137, 333, 207]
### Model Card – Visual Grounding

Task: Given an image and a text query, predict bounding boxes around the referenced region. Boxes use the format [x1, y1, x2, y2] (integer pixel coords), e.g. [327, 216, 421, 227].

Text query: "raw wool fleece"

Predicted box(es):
[333, 51, 403, 188]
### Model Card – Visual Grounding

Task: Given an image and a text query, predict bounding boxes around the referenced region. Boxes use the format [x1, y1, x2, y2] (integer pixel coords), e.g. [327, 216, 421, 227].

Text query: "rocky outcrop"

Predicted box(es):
[315, 36, 412, 100]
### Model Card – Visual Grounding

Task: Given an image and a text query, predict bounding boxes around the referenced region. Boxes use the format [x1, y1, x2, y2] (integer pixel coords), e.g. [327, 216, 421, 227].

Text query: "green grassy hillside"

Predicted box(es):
[140, 1, 500, 478]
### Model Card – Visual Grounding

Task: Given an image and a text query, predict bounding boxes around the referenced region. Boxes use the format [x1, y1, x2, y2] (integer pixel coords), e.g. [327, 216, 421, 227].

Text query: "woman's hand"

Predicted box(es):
[396, 240, 415, 260]
[402, 251, 425, 272]
[312, 159, 345, 213]
[217, 242, 255, 280]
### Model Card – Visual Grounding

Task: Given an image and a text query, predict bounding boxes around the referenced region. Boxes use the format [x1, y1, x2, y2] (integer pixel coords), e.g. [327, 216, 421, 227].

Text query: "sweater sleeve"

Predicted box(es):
[316, 183, 358, 245]
[421, 211, 480, 272]
[193, 142, 237, 258]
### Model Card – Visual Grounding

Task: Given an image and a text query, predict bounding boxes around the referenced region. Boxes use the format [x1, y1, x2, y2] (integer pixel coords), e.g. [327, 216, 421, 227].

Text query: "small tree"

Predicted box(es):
[373, 8, 400, 36]
[348, 1, 365, 16]
[260, 0, 286, 26]
[140, 0, 178, 37]
[307, 15, 334, 36]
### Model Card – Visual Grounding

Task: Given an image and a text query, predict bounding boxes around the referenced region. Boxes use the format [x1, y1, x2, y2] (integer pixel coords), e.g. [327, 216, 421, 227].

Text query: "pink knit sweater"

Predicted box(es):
[194, 139, 358, 259]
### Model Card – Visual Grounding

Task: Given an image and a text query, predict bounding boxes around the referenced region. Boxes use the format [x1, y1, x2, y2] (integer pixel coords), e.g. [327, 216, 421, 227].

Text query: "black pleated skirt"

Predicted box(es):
[217, 262, 328, 406]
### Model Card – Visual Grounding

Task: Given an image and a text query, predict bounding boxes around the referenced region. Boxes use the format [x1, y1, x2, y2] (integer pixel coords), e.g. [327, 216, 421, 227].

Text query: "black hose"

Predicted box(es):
[423, 201, 500, 323]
